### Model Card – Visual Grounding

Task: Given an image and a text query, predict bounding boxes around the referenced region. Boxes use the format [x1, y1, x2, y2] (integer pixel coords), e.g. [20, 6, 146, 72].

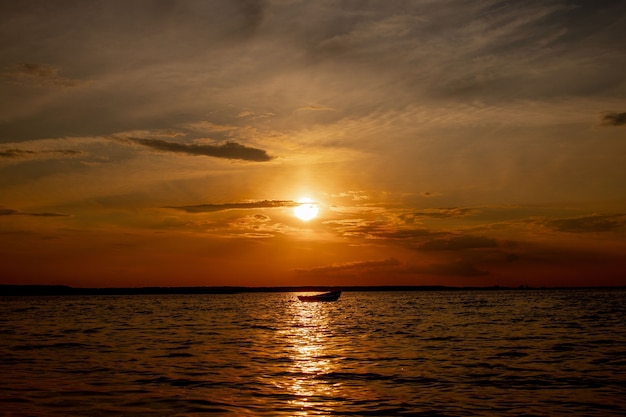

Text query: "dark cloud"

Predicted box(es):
[0, 149, 35, 158]
[422, 207, 476, 218]
[420, 235, 498, 251]
[0, 148, 82, 159]
[129, 138, 272, 161]
[0, 208, 19, 215]
[375, 228, 435, 240]
[0, 207, 68, 217]
[234, 0, 267, 37]
[408, 260, 488, 277]
[402, 207, 476, 223]
[545, 214, 626, 233]
[327, 221, 435, 240]
[166, 200, 299, 213]
[1, 63, 80, 87]
[323, 213, 439, 241]
[437, 1, 626, 99]
[26, 212, 69, 217]
[601, 112, 626, 126]
[295, 257, 400, 275]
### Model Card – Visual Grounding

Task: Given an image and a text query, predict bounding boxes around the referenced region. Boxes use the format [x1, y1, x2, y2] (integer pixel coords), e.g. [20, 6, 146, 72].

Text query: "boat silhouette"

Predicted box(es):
[297, 290, 341, 302]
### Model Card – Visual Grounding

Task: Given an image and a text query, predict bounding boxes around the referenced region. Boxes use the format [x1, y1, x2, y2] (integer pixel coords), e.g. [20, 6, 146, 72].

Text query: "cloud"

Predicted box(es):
[401, 207, 476, 223]
[0, 149, 36, 158]
[227, 213, 284, 238]
[166, 200, 299, 213]
[601, 112, 626, 126]
[297, 104, 336, 112]
[0, 207, 69, 217]
[183, 121, 239, 133]
[324, 219, 435, 241]
[231, 213, 272, 227]
[420, 235, 498, 251]
[329, 191, 371, 201]
[295, 257, 400, 275]
[374, 228, 435, 240]
[23, 212, 69, 217]
[0, 148, 82, 159]
[229, 0, 267, 37]
[544, 214, 626, 233]
[127, 138, 272, 161]
[237, 110, 274, 120]
[408, 260, 488, 277]
[1, 63, 81, 87]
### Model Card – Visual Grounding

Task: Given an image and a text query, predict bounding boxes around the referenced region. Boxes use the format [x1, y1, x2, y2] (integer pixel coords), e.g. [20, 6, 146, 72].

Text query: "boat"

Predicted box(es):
[297, 290, 341, 302]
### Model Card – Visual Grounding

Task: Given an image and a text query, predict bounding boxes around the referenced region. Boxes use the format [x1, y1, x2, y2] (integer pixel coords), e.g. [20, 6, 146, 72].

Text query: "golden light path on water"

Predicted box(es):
[280, 299, 342, 414]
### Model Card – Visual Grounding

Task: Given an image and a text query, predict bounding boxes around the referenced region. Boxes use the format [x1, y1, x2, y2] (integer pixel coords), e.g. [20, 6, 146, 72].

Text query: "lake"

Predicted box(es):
[1, 289, 625, 416]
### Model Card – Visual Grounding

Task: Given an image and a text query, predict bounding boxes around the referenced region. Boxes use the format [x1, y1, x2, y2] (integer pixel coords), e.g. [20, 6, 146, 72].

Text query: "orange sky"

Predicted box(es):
[1, 1, 625, 288]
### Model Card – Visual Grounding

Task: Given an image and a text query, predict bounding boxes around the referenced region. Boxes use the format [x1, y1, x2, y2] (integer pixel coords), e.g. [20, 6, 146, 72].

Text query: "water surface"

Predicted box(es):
[1, 290, 625, 416]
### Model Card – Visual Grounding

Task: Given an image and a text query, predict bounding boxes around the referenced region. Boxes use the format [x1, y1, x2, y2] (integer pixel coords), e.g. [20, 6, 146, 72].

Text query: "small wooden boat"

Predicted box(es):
[297, 290, 341, 302]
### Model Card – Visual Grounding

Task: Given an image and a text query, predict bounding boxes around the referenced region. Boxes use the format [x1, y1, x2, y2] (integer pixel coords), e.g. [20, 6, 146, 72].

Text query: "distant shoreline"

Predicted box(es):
[1, 284, 624, 296]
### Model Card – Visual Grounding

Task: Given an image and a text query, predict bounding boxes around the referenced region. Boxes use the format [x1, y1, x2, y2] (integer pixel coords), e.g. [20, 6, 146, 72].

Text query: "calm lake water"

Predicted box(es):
[1, 290, 625, 416]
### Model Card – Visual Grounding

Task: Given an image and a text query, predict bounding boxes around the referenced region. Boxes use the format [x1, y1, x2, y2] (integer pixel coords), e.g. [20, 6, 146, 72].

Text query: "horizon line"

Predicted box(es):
[1, 284, 625, 296]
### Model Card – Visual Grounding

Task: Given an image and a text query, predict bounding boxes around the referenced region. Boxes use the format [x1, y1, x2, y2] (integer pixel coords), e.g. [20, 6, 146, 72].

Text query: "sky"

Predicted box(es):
[1, 0, 625, 288]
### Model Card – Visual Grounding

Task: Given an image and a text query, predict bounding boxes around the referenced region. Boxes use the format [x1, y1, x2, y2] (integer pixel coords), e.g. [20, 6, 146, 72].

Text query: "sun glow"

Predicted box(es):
[294, 198, 319, 221]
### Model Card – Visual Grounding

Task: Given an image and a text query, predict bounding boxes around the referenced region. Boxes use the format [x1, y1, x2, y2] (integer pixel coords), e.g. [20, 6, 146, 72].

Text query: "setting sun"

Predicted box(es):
[294, 198, 319, 221]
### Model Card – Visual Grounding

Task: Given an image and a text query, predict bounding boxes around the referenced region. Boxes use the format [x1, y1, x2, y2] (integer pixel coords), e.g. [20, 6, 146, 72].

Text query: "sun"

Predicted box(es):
[294, 198, 319, 221]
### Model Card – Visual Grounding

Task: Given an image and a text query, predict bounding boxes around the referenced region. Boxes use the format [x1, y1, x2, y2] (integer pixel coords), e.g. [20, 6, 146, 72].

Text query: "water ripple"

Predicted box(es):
[1, 290, 625, 416]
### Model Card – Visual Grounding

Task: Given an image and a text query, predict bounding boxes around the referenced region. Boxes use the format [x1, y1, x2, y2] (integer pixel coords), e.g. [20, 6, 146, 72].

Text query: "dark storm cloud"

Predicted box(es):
[129, 138, 272, 161]
[545, 214, 626, 233]
[0, 207, 68, 217]
[601, 112, 626, 126]
[420, 235, 498, 251]
[294, 258, 400, 275]
[166, 200, 299, 213]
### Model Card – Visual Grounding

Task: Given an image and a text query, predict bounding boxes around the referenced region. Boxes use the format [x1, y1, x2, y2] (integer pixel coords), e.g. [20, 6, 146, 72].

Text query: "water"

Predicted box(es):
[1, 290, 625, 416]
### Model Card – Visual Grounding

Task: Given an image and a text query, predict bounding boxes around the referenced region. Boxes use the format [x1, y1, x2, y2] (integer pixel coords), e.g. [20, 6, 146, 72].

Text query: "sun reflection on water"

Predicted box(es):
[281, 298, 342, 413]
